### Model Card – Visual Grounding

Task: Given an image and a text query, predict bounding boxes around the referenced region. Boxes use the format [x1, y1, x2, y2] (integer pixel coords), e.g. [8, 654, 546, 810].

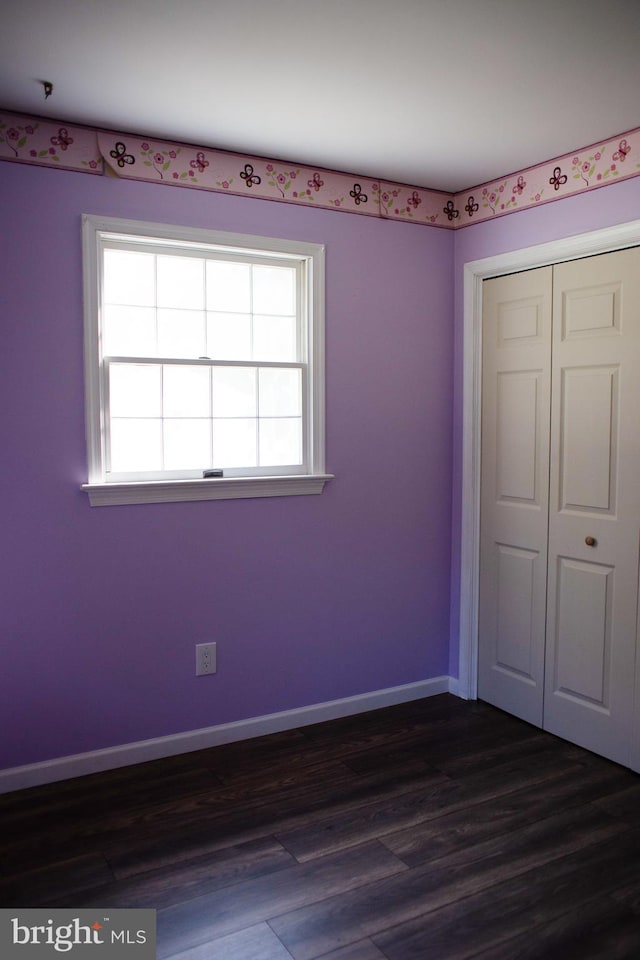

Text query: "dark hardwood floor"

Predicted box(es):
[2, 694, 640, 959]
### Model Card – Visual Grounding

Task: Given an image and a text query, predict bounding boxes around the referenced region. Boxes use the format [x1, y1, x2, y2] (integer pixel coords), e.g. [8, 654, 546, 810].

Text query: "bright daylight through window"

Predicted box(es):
[82, 216, 331, 505]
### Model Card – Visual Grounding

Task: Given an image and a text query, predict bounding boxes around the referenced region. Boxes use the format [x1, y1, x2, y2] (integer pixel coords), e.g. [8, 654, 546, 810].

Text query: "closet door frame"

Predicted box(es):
[458, 220, 640, 758]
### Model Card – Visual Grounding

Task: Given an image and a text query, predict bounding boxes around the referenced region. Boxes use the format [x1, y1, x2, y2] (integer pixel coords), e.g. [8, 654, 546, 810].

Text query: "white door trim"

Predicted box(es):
[458, 218, 640, 703]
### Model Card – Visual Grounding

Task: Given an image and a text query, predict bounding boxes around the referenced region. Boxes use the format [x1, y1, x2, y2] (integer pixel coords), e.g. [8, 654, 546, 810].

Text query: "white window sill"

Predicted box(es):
[82, 474, 334, 506]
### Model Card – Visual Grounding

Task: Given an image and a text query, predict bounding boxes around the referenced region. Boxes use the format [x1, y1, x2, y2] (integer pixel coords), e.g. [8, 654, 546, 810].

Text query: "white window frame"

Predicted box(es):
[81, 215, 332, 505]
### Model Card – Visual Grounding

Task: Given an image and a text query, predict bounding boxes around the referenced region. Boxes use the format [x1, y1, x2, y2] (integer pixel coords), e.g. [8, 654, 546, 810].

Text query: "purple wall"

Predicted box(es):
[449, 178, 640, 677]
[0, 162, 454, 769]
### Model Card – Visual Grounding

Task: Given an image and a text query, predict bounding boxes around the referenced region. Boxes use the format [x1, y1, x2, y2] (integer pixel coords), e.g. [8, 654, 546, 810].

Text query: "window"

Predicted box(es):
[82, 215, 331, 505]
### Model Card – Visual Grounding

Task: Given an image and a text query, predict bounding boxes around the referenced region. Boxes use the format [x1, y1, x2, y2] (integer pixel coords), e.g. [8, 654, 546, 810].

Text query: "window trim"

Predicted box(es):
[81, 214, 332, 505]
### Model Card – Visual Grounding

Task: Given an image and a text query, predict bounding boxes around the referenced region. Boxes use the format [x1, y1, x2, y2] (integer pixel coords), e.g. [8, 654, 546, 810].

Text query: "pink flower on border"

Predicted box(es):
[141, 142, 150, 151]
[597, 173, 602, 180]
[611, 163, 617, 171]
[49, 147, 56, 154]
[266, 164, 274, 173]
[153, 152, 164, 164]
[277, 173, 286, 185]
[582, 161, 590, 172]
[573, 156, 579, 165]
[168, 150, 177, 159]
[221, 180, 229, 189]
[172, 172, 179, 179]
[290, 171, 297, 179]
[535, 193, 541, 201]
[25, 125, 34, 134]
[595, 152, 601, 160]
[89, 160, 97, 169]
[6, 128, 19, 140]
[30, 149, 37, 157]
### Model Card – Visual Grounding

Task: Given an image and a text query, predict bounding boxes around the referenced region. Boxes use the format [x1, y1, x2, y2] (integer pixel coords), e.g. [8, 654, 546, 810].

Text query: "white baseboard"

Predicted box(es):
[0, 676, 459, 794]
[447, 675, 461, 697]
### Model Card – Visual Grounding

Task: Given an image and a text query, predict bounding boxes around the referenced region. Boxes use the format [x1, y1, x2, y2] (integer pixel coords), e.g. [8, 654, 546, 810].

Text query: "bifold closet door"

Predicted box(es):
[478, 267, 552, 726]
[543, 249, 640, 768]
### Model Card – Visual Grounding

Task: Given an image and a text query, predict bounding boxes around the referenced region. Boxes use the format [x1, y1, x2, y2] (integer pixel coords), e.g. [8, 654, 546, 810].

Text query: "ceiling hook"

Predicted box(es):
[42, 80, 53, 99]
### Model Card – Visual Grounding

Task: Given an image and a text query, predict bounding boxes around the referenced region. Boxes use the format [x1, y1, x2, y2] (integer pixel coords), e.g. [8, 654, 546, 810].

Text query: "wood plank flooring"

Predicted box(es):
[2, 694, 640, 958]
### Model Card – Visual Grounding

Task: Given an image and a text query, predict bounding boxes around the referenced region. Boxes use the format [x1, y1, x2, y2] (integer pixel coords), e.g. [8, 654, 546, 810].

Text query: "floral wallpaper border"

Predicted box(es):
[0, 113, 103, 173]
[453, 132, 640, 226]
[97, 131, 385, 219]
[2, 109, 640, 229]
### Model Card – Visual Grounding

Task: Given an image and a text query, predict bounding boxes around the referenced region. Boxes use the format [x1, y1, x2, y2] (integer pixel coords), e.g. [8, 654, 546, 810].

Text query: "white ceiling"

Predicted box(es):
[1, 0, 639, 193]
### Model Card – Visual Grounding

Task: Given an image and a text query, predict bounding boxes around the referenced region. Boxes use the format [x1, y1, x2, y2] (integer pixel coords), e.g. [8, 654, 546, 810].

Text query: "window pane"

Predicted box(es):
[104, 250, 155, 306]
[259, 418, 302, 466]
[212, 418, 257, 467]
[207, 312, 251, 360]
[157, 255, 204, 309]
[103, 305, 156, 357]
[206, 260, 251, 312]
[163, 365, 210, 418]
[157, 308, 206, 358]
[253, 314, 297, 361]
[163, 419, 211, 469]
[110, 419, 162, 472]
[212, 366, 257, 417]
[109, 364, 162, 417]
[90, 217, 322, 489]
[259, 368, 301, 417]
[252, 265, 295, 314]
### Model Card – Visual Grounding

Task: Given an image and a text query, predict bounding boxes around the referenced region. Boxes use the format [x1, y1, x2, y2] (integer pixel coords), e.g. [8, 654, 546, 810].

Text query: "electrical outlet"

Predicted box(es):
[195, 642, 217, 676]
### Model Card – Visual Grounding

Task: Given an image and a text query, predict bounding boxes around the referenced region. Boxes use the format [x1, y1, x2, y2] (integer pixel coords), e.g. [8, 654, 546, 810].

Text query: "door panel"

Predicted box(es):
[559, 365, 618, 513]
[478, 268, 552, 726]
[544, 249, 640, 768]
[552, 556, 613, 706]
[495, 543, 539, 680]
[498, 297, 543, 343]
[561, 281, 621, 338]
[496, 371, 540, 502]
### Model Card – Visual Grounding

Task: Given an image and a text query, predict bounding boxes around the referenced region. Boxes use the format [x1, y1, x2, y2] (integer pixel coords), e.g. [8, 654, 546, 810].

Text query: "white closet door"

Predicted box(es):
[478, 267, 552, 725]
[543, 249, 640, 767]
